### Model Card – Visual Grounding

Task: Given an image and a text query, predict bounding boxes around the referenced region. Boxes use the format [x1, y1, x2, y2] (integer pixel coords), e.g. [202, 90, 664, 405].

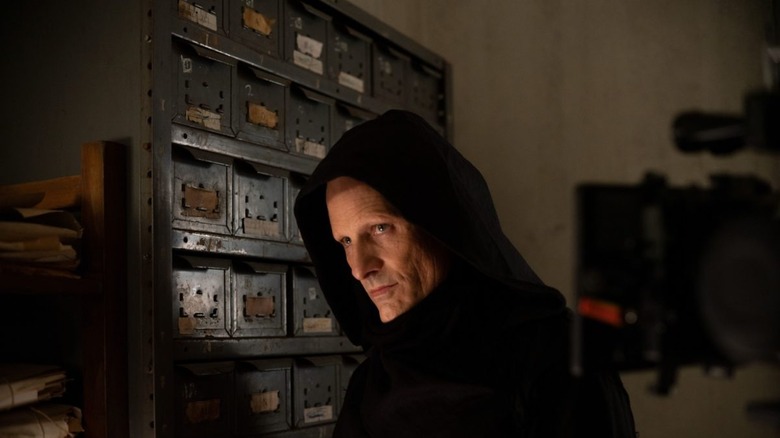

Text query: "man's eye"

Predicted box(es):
[374, 224, 388, 234]
[340, 237, 352, 247]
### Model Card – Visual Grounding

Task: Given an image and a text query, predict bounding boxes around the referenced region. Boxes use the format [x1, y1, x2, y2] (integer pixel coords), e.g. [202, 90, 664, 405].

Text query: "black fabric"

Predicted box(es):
[294, 110, 636, 437]
[295, 110, 564, 346]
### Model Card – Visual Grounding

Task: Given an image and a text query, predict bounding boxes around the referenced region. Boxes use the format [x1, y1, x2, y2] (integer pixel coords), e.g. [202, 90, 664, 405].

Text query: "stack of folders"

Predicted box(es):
[0, 207, 83, 277]
[0, 364, 83, 437]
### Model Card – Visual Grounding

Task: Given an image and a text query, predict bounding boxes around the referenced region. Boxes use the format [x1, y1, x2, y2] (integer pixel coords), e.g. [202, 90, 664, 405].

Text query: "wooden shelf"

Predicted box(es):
[0, 272, 103, 295]
[0, 141, 128, 438]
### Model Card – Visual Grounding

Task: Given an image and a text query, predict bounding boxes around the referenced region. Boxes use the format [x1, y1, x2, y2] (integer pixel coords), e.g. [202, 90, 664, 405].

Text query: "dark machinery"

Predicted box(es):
[573, 2, 780, 427]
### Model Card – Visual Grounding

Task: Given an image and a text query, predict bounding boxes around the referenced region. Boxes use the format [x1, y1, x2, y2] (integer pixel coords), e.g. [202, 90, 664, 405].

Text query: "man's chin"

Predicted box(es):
[376, 305, 404, 323]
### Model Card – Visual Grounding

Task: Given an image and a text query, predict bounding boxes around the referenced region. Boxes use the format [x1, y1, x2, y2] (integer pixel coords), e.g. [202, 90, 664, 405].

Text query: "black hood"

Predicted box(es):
[294, 110, 565, 347]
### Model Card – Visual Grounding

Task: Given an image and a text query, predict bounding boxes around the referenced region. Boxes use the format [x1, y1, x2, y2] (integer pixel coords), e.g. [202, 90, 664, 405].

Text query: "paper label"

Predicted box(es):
[293, 50, 324, 75]
[243, 7, 274, 36]
[243, 217, 280, 237]
[294, 137, 327, 159]
[338, 72, 365, 93]
[296, 34, 323, 58]
[247, 102, 279, 129]
[378, 58, 393, 75]
[303, 317, 332, 333]
[250, 390, 280, 413]
[180, 55, 193, 74]
[178, 317, 197, 335]
[185, 399, 221, 423]
[186, 106, 222, 131]
[334, 40, 349, 53]
[181, 185, 220, 218]
[307, 287, 318, 301]
[246, 296, 275, 317]
[178, 0, 218, 32]
[304, 405, 333, 423]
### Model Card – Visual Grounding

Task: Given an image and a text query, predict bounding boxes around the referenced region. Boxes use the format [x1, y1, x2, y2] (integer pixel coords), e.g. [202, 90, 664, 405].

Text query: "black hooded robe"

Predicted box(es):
[294, 110, 636, 438]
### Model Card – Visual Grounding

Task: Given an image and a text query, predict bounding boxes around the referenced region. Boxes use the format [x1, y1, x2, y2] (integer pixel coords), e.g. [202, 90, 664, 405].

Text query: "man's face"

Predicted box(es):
[326, 176, 451, 322]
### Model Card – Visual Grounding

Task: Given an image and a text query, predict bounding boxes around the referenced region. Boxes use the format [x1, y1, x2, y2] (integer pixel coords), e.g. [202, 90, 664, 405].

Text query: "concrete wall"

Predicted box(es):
[0, 1, 142, 185]
[349, 1, 780, 437]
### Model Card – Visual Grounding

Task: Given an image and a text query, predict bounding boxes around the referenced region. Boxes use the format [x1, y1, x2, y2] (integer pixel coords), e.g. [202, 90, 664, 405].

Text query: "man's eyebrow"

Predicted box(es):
[368, 211, 400, 221]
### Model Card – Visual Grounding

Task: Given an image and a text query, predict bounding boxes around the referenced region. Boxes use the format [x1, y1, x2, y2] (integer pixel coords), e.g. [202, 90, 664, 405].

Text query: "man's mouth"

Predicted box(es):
[367, 283, 397, 297]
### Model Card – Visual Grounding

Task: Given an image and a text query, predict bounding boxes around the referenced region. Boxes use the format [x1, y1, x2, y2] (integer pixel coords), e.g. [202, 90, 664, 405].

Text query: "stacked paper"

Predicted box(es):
[0, 404, 83, 438]
[0, 208, 82, 275]
[0, 366, 81, 436]
[0, 364, 67, 412]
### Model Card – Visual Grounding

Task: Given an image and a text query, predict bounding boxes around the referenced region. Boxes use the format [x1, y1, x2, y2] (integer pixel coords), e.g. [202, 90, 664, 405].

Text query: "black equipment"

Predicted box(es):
[574, 173, 780, 395]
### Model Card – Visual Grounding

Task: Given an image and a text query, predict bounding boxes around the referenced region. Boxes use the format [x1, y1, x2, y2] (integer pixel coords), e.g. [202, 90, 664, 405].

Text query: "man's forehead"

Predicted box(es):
[326, 176, 365, 195]
[326, 177, 383, 204]
[325, 176, 402, 218]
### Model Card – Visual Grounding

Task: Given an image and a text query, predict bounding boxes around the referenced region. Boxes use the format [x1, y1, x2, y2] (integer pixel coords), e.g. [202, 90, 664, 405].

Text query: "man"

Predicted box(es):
[294, 110, 635, 437]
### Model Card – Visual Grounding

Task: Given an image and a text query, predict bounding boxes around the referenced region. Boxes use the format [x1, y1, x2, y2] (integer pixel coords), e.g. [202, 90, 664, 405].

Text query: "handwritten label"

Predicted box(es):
[247, 102, 279, 129]
[296, 34, 323, 58]
[250, 391, 280, 413]
[243, 217, 280, 237]
[303, 317, 332, 333]
[378, 58, 393, 75]
[334, 40, 349, 53]
[185, 399, 221, 423]
[186, 106, 222, 131]
[182, 185, 220, 218]
[243, 7, 274, 36]
[293, 50, 323, 75]
[294, 137, 327, 159]
[178, 0, 218, 32]
[246, 296, 275, 317]
[304, 405, 333, 423]
[178, 316, 197, 335]
[338, 72, 365, 93]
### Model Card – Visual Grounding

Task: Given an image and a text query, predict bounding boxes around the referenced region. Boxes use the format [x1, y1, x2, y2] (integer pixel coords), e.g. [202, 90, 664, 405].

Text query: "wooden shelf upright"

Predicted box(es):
[0, 141, 129, 438]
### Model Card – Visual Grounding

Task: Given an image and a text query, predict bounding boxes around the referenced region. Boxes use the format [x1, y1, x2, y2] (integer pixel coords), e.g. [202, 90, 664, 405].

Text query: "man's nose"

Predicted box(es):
[347, 242, 381, 280]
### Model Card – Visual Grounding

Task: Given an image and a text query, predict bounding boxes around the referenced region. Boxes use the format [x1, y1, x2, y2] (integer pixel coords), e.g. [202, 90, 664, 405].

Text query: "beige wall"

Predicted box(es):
[350, 0, 780, 436]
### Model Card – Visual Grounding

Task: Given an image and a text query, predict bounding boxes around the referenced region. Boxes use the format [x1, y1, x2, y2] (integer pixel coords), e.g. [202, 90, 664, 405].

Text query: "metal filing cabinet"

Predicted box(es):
[173, 146, 233, 236]
[373, 43, 409, 105]
[175, 362, 235, 438]
[289, 265, 339, 337]
[173, 40, 235, 136]
[329, 22, 371, 94]
[293, 356, 340, 428]
[234, 358, 293, 434]
[232, 261, 288, 338]
[284, 0, 331, 77]
[409, 60, 445, 129]
[333, 102, 376, 143]
[287, 85, 334, 159]
[173, 255, 232, 339]
[232, 160, 288, 242]
[154, 2, 452, 435]
[177, 0, 226, 34]
[287, 172, 308, 246]
[0, 1, 452, 437]
[228, 0, 283, 58]
[235, 66, 289, 150]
